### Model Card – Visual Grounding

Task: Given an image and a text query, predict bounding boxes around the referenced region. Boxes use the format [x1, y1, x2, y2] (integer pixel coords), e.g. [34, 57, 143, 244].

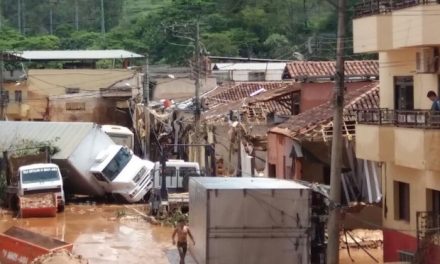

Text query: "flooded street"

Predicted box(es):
[0, 203, 381, 264]
[0, 204, 195, 264]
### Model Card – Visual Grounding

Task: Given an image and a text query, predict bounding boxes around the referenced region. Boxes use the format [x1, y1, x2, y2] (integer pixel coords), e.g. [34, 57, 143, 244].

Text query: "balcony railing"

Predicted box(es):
[356, 108, 440, 128]
[354, 0, 440, 18]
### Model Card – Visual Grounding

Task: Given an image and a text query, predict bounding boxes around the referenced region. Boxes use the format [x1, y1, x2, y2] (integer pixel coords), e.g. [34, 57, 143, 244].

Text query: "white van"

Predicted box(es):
[152, 160, 201, 192]
[101, 125, 134, 150]
[90, 145, 155, 202]
[18, 163, 65, 212]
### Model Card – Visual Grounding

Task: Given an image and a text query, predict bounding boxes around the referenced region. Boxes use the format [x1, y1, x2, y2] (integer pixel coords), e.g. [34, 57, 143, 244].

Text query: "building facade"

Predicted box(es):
[353, 0, 440, 262]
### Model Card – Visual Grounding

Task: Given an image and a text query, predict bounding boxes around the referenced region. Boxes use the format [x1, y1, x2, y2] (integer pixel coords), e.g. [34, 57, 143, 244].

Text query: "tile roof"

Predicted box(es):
[285, 60, 379, 79]
[202, 82, 298, 122]
[270, 81, 379, 141]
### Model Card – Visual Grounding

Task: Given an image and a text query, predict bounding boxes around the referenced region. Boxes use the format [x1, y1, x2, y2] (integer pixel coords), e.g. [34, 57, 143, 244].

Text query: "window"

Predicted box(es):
[394, 181, 410, 222]
[21, 167, 60, 183]
[163, 167, 176, 177]
[398, 251, 415, 263]
[1, 90, 9, 103]
[66, 102, 86, 111]
[14, 90, 22, 103]
[394, 76, 414, 110]
[248, 72, 266, 81]
[268, 164, 276, 178]
[427, 189, 440, 214]
[179, 167, 199, 178]
[65, 87, 80, 94]
[102, 148, 132, 182]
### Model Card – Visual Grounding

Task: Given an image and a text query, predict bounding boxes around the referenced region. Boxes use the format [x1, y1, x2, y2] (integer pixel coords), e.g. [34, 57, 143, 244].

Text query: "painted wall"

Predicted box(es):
[300, 82, 375, 112]
[355, 125, 395, 162]
[353, 15, 392, 53]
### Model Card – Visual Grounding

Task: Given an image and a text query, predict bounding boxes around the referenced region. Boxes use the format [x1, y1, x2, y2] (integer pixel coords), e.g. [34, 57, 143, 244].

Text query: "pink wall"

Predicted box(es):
[300, 81, 373, 112]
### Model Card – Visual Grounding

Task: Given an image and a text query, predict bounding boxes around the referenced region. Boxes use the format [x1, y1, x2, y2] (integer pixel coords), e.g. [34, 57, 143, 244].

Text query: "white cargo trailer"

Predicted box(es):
[0, 121, 154, 201]
[189, 177, 311, 264]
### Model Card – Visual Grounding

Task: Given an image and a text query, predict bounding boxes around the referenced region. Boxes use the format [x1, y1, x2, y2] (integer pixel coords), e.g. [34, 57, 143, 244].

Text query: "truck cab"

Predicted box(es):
[17, 163, 65, 212]
[152, 160, 201, 192]
[90, 145, 154, 203]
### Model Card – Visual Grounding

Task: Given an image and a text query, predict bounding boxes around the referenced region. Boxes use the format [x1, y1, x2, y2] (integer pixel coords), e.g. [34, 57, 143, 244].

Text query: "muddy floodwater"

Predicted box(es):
[0, 204, 196, 264]
[0, 203, 382, 264]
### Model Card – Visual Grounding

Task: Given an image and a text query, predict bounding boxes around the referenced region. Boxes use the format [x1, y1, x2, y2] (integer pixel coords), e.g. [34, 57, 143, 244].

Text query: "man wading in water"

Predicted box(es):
[172, 218, 195, 264]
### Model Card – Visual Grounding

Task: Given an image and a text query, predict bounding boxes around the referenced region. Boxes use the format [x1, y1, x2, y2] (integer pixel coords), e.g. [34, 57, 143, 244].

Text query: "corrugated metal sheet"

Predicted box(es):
[12, 50, 143, 60]
[0, 121, 96, 160]
[212, 62, 286, 71]
[285, 60, 379, 79]
[191, 177, 309, 189]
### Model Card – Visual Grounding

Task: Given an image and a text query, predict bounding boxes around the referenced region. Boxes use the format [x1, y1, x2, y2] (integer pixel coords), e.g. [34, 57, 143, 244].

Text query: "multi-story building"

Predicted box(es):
[353, 0, 440, 262]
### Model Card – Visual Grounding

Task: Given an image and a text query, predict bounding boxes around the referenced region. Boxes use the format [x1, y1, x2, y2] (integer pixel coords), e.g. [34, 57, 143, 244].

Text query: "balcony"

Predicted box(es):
[354, 0, 439, 18]
[356, 108, 440, 171]
[353, 0, 440, 52]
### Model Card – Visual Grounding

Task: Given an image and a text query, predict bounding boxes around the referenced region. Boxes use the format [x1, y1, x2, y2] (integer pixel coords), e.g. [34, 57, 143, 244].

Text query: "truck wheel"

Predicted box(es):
[57, 204, 65, 212]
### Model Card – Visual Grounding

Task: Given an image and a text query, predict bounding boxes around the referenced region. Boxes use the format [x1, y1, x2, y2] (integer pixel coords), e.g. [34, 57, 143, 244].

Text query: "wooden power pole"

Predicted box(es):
[326, 0, 346, 262]
[194, 22, 201, 125]
[0, 52, 5, 120]
[143, 55, 150, 159]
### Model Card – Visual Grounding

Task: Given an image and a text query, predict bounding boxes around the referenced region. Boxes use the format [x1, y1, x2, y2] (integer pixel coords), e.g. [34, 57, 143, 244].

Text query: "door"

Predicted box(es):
[394, 76, 414, 110]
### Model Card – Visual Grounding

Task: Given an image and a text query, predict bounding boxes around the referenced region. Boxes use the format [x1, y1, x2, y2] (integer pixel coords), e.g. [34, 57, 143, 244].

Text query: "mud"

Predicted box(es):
[0, 204, 382, 264]
[0, 204, 195, 264]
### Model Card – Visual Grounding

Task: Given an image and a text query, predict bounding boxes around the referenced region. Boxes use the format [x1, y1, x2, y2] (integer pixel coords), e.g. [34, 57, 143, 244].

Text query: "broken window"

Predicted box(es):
[394, 181, 410, 222]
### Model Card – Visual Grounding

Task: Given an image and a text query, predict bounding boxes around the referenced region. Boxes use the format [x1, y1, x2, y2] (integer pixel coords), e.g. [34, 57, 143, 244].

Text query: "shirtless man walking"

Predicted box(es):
[172, 218, 195, 264]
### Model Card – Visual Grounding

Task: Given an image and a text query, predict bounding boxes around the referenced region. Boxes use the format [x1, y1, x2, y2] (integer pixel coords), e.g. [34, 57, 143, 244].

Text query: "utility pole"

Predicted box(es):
[75, 0, 79, 31]
[194, 22, 202, 166]
[194, 22, 201, 124]
[0, 0, 3, 30]
[100, 0, 105, 35]
[0, 52, 5, 120]
[22, 0, 25, 35]
[17, 0, 21, 34]
[49, 6, 53, 35]
[143, 55, 150, 159]
[326, 0, 346, 262]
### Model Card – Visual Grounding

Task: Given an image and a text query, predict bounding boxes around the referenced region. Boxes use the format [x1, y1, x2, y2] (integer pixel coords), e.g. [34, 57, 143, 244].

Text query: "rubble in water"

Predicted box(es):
[20, 193, 56, 208]
[31, 250, 88, 264]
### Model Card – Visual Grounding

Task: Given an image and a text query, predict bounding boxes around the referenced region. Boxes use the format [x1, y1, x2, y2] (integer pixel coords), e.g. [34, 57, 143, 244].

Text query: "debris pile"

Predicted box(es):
[340, 229, 383, 249]
[20, 193, 56, 208]
[31, 250, 88, 264]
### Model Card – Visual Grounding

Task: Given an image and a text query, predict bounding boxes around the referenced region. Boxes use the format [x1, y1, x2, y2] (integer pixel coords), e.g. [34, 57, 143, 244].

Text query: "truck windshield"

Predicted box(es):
[22, 168, 60, 183]
[102, 147, 132, 182]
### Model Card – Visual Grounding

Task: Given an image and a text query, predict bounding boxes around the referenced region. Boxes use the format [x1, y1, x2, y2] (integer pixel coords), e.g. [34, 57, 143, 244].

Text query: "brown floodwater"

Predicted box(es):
[0, 204, 196, 264]
[0, 204, 381, 264]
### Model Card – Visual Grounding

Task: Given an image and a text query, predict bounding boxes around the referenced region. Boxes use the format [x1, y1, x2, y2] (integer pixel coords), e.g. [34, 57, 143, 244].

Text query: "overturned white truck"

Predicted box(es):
[0, 121, 154, 202]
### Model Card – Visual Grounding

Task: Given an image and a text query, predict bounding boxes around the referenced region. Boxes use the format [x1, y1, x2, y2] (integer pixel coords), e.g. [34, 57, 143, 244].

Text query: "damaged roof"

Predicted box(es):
[270, 81, 379, 141]
[202, 82, 299, 122]
[285, 60, 379, 80]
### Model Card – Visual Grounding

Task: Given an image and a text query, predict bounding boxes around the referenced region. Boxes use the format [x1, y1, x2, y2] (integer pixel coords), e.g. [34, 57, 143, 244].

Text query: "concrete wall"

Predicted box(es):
[353, 15, 392, 53]
[356, 125, 394, 162]
[382, 164, 440, 237]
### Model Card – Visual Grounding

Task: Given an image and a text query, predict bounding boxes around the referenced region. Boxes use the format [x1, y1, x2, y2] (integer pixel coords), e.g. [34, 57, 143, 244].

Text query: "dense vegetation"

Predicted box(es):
[0, 0, 363, 64]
